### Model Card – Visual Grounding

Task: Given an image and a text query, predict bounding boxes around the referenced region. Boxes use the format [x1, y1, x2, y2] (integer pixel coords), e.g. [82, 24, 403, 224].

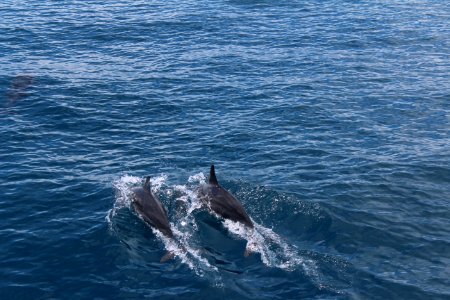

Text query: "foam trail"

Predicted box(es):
[222, 219, 317, 274]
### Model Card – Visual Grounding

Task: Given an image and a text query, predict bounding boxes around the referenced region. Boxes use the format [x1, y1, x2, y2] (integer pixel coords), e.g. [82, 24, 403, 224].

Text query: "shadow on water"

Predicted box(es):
[3, 75, 35, 111]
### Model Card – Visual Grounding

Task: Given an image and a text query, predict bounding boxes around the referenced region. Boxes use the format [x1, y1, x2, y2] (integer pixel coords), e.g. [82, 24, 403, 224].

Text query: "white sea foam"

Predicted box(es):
[187, 172, 206, 184]
[222, 218, 315, 273]
[111, 174, 141, 211]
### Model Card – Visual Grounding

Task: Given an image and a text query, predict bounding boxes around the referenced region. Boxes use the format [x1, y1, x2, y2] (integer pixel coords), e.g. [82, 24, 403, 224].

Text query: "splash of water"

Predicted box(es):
[221, 218, 315, 273]
[106, 174, 142, 227]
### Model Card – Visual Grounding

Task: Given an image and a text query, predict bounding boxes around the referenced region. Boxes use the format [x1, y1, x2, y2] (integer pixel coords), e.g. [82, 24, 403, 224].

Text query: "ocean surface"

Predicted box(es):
[1, 0, 449, 299]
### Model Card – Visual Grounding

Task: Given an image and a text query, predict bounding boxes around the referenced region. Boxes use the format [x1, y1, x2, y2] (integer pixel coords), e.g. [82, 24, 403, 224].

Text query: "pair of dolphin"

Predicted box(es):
[131, 165, 254, 261]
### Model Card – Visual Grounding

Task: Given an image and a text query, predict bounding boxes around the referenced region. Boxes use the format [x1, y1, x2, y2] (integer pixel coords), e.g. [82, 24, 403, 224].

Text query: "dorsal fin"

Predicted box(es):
[144, 176, 151, 191]
[209, 165, 219, 185]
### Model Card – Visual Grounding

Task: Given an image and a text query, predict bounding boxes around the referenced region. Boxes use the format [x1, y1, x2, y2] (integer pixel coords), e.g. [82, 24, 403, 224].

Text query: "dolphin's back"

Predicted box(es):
[132, 187, 173, 238]
[201, 184, 254, 228]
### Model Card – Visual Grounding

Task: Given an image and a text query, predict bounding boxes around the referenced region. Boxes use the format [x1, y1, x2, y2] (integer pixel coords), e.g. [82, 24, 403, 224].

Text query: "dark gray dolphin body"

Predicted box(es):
[199, 165, 254, 229]
[132, 177, 174, 238]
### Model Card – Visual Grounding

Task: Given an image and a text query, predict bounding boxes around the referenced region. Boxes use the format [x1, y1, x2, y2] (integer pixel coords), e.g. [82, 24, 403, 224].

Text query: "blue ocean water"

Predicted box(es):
[1, 0, 449, 299]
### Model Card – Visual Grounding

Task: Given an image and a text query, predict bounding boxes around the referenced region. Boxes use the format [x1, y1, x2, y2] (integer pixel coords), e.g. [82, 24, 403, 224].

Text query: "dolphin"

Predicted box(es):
[132, 176, 173, 238]
[132, 177, 176, 262]
[199, 165, 254, 229]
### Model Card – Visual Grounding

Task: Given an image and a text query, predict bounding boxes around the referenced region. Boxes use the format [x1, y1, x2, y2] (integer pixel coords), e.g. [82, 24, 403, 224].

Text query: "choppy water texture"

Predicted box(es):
[1, 0, 449, 299]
